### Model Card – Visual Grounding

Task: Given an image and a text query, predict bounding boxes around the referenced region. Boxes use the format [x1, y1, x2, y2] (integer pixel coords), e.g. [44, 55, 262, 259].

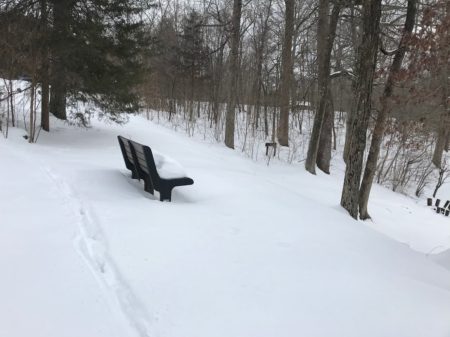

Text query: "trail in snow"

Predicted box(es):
[3, 139, 154, 337]
[42, 167, 154, 337]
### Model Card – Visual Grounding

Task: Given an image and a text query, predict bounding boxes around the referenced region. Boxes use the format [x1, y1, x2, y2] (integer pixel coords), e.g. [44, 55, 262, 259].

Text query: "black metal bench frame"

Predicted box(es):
[118, 135, 194, 201]
[427, 197, 450, 217]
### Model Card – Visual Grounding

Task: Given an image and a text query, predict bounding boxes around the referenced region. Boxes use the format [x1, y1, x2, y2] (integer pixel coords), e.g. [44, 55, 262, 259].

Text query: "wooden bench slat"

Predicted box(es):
[117, 136, 138, 179]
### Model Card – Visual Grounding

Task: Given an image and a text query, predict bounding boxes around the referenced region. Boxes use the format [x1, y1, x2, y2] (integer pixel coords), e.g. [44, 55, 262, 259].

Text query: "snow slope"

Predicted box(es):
[1, 115, 450, 337]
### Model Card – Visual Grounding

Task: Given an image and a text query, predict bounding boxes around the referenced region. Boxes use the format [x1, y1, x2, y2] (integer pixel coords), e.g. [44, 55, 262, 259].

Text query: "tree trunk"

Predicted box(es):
[224, 0, 242, 149]
[253, 1, 272, 135]
[305, 0, 331, 174]
[189, 65, 195, 122]
[49, 0, 70, 120]
[29, 80, 36, 143]
[434, 125, 450, 168]
[432, 1, 450, 168]
[316, 4, 341, 173]
[445, 131, 449, 152]
[316, 88, 334, 173]
[40, 0, 50, 131]
[358, 0, 417, 220]
[277, 0, 295, 147]
[213, 38, 225, 126]
[8, 80, 15, 127]
[343, 4, 359, 164]
[340, 0, 382, 219]
[41, 73, 50, 130]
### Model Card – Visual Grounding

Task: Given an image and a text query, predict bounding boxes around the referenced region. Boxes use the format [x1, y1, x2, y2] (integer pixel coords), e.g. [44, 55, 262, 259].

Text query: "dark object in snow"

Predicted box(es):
[426, 197, 450, 217]
[118, 135, 194, 202]
[265, 142, 277, 157]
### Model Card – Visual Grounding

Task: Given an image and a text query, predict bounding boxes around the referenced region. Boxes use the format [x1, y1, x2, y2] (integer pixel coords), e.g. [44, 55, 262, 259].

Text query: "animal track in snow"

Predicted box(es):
[43, 167, 154, 337]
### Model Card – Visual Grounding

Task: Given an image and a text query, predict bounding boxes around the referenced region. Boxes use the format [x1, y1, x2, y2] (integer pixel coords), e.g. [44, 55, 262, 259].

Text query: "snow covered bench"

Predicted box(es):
[118, 136, 194, 201]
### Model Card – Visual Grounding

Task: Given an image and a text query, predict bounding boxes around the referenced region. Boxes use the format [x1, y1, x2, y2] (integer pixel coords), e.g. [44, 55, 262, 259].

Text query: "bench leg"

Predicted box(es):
[160, 187, 173, 202]
[144, 178, 154, 195]
[131, 170, 139, 180]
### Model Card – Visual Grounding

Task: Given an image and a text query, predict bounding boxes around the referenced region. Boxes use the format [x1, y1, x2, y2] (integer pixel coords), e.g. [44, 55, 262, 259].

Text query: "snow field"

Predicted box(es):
[1, 115, 450, 337]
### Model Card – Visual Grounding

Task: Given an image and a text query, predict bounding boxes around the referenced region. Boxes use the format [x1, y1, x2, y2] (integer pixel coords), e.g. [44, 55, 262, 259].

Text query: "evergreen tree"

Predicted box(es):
[49, 0, 152, 121]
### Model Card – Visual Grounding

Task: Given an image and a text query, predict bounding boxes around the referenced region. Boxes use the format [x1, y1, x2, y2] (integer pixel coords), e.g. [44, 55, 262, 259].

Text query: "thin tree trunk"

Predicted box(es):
[445, 132, 449, 152]
[253, 1, 272, 135]
[9, 80, 15, 127]
[358, 0, 417, 219]
[434, 123, 450, 168]
[432, 1, 449, 168]
[224, 0, 242, 149]
[343, 4, 359, 164]
[304, 0, 331, 173]
[317, 88, 334, 173]
[29, 81, 36, 143]
[316, 3, 341, 173]
[213, 38, 224, 126]
[49, 0, 70, 120]
[264, 93, 269, 137]
[277, 0, 295, 146]
[40, 0, 50, 131]
[189, 66, 195, 122]
[340, 0, 382, 219]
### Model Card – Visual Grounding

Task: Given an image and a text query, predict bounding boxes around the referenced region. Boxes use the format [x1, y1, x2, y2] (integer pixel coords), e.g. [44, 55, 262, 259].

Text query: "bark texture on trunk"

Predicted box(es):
[277, 0, 295, 147]
[434, 122, 450, 168]
[316, 88, 334, 174]
[445, 132, 449, 152]
[224, 0, 242, 149]
[341, 0, 382, 219]
[343, 5, 359, 164]
[40, 0, 50, 131]
[432, 1, 450, 168]
[252, 2, 271, 133]
[358, 0, 417, 220]
[305, 0, 330, 174]
[316, 4, 341, 173]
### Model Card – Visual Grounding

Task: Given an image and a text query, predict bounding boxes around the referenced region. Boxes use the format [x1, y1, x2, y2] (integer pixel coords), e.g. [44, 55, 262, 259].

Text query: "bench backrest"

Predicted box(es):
[117, 136, 135, 172]
[128, 139, 161, 189]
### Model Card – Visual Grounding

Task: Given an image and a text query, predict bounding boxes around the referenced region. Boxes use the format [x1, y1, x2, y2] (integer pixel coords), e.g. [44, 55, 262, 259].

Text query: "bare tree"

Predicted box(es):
[341, 0, 382, 219]
[431, 0, 450, 168]
[277, 0, 294, 146]
[224, 0, 242, 149]
[358, 0, 417, 219]
[316, 3, 341, 174]
[40, 0, 50, 131]
[304, 0, 332, 174]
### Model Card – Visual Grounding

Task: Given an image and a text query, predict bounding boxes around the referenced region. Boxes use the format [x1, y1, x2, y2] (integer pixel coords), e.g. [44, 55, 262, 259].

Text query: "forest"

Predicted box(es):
[0, 0, 449, 219]
[2, 1, 450, 336]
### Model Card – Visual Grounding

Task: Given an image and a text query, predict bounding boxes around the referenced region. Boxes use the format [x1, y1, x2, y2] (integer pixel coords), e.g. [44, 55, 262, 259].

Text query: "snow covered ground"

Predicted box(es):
[1, 115, 450, 337]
